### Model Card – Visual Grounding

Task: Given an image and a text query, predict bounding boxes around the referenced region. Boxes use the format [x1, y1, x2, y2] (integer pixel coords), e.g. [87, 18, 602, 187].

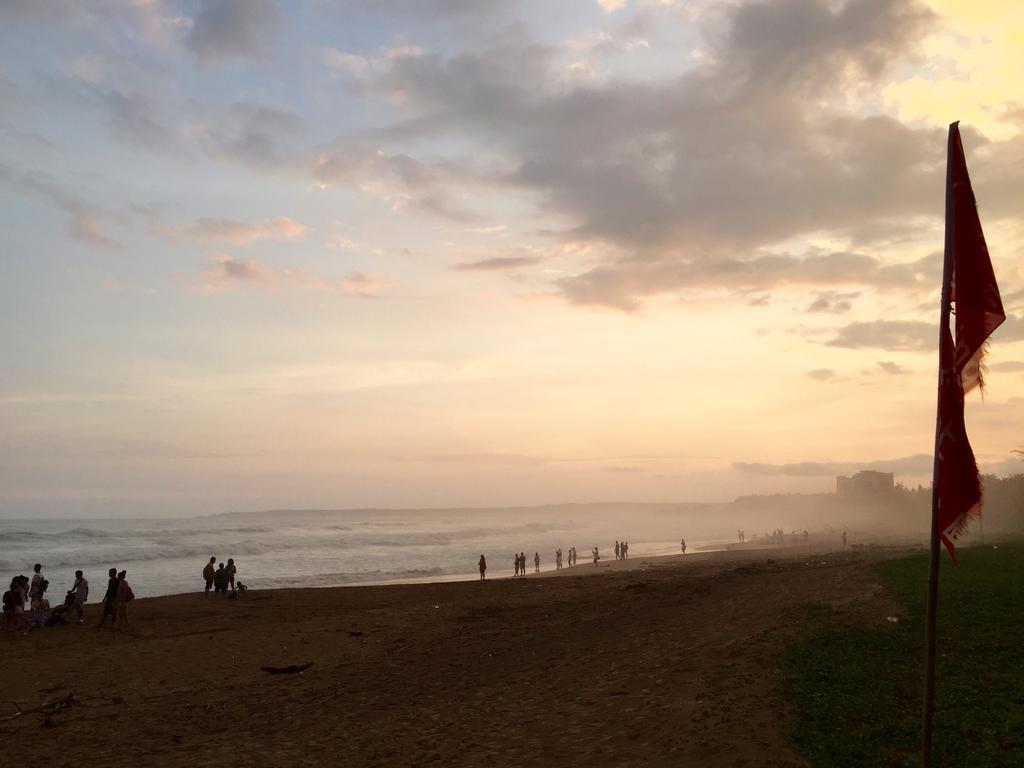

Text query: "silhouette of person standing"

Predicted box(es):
[533, 552, 540, 573]
[478, 555, 487, 581]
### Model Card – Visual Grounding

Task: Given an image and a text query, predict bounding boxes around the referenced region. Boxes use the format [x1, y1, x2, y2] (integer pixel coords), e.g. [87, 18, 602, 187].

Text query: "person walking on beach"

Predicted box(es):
[97, 568, 119, 629]
[592, 547, 600, 566]
[68, 570, 88, 623]
[622, 541, 628, 559]
[226, 558, 237, 592]
[113, 570, 134, 631]
[615, 541, 620, 560]
[479, 554, 487, 580]
[534, 552, 540, 573]
[680, 537, 687, 554]
[203, 557, 216, 595]
[519, 552, 526, 577]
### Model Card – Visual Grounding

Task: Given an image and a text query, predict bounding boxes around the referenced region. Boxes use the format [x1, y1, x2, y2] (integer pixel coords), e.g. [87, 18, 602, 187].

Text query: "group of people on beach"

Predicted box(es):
[2, 564, 133, 635]
[511, 552, 539, 576]
[555, 548, 578, 569]
[614, 541, 630, 559]
[202, 557, 245, 596]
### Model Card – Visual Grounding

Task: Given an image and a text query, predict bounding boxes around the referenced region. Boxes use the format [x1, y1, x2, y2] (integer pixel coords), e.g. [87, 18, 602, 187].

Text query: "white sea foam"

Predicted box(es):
[0, 505, 731, 598]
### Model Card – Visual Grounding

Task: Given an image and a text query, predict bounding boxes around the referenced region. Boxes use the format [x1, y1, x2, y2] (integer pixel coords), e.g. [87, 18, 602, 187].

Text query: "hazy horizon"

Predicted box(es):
[2, 0, 1023, 519]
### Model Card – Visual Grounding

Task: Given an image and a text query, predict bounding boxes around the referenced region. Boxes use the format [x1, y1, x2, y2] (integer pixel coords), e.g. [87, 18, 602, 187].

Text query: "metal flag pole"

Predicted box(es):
[922, 120, 957, 768]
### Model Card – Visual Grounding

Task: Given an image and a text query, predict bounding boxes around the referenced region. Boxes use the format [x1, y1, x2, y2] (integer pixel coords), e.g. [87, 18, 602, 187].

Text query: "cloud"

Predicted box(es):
[804, 290, 860, 314]
[194, 102, 305, 172]
[989, 361, 1024, 373]
[877, 360, 909, 375]
[309, 149, 484, 221]
[807, 368, 837, 381]
[826, 314, 1024, 352]
[187, 0, 283, 66]
[195, 255, 385, 297]
[157, 216, 307, 245]
[1, 163, 120, 248]
[99, 90, 175, 147]
[734, 453, 933, 477]
[557, 251, 937, 311]
[334, 0, 955, 309]
[455, 256, 542, 272]
[826, 320, 933, 351]
[67, 203, 119, 248]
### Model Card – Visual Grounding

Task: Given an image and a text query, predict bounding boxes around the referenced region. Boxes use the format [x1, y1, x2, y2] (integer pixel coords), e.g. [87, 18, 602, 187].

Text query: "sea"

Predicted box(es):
[0, 504, 733, 599]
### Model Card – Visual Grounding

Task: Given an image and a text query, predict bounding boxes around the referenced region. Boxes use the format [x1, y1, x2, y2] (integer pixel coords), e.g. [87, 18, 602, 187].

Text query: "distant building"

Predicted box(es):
[836, 470, 895, 497]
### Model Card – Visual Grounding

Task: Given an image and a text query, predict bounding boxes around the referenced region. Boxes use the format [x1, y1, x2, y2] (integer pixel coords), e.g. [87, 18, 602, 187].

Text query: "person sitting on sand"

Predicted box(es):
[203, 557, 216, 595]
[2, 577, 29, 633]
[534, 552, 540, 573]
[479, 555, 487, 581]
[214, 563, 230, 594]
[114, 570, 134, 631]
[67, 570, 88, 623]
[97, 568, 119, 629]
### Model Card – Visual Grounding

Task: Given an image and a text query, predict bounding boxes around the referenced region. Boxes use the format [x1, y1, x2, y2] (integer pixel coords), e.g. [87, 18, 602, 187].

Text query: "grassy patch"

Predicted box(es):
[783, 543, 1024, 767]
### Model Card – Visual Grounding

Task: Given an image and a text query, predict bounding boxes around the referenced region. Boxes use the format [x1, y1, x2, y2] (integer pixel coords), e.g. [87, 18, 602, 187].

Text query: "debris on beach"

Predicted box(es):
[260, 662, 314, 675]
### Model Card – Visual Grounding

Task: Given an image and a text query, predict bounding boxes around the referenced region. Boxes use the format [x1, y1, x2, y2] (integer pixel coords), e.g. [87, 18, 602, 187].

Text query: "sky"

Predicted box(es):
[1, 0, 1023, 517]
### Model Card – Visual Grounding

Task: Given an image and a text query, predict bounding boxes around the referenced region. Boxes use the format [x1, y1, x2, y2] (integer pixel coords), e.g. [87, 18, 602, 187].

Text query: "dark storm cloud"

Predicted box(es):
[187, 0, 283, 65]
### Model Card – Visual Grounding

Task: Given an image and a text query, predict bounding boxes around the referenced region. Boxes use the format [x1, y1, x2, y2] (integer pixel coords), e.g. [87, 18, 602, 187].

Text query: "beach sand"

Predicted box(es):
[3, 542, 913, 768]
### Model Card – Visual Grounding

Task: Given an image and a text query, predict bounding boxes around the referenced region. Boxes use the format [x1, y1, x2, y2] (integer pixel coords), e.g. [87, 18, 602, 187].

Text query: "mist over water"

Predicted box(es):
[0, 505, 733, 598]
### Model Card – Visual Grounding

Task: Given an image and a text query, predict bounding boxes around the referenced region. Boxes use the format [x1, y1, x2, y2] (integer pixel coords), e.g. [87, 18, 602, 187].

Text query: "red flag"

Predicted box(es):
[935, 122, 1005, 558]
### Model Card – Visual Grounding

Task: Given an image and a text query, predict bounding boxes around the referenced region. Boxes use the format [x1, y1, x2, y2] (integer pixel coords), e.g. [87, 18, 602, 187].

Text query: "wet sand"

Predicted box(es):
[3, 542, 913, 768]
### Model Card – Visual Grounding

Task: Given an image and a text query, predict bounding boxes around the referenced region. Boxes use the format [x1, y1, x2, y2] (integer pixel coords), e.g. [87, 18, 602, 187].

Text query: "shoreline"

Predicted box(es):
[4, 538, 921, 767]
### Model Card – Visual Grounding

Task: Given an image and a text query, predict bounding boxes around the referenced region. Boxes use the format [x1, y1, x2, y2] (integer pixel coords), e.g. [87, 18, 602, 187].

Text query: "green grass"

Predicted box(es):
[782, 543, 1024, 768]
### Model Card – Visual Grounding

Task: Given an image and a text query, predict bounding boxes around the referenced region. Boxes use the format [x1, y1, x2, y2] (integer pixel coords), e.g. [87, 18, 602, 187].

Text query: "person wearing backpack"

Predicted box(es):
[29, 563, 44, 603]
[203, 557, 216, 595]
